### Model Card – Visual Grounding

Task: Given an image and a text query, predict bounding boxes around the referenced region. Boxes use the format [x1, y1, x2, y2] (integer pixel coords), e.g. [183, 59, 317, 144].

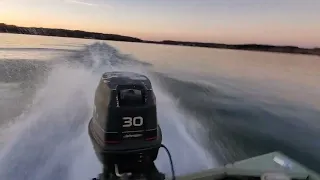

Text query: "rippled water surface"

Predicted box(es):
[0, 33, 320, 180]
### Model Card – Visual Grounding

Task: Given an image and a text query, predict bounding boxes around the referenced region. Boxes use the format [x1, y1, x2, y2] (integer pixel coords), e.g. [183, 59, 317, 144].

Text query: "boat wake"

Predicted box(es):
[0, 42, 217, 180]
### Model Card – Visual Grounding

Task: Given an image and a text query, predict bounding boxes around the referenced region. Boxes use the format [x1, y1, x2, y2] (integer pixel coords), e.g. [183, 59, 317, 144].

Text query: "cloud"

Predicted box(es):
[65, 0, 113, 8]
[65, 0, 97, 6]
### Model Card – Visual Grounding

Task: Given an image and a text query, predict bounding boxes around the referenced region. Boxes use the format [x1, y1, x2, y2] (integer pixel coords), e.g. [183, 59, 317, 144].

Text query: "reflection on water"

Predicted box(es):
[106, 40, 320, 109]
[0, 33, 92, 60]
[0, 34, 320, 177]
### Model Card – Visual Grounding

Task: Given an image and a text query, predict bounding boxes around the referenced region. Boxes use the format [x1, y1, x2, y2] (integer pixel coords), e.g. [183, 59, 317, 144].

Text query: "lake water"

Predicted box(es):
[0, 33, 320, 180]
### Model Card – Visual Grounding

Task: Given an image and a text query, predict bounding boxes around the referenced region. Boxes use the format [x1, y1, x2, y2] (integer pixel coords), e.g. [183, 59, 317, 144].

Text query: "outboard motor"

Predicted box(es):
[88, 72, 164, 180]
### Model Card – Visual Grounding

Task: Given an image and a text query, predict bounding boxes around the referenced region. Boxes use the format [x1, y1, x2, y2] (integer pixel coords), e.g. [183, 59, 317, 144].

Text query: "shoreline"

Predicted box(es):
[1, 23, 319, 56]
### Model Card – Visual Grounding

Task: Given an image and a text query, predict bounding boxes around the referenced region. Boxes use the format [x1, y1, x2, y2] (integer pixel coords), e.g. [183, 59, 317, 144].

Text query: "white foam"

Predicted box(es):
[0, 43, 217, 180]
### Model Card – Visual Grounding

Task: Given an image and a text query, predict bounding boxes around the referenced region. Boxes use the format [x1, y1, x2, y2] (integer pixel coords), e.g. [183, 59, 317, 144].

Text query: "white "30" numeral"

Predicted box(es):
[122, 116, 143, 127]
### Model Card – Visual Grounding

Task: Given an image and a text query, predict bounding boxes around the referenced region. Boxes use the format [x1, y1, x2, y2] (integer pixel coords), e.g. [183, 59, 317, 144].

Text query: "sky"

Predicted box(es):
[0, 0, 319, 47]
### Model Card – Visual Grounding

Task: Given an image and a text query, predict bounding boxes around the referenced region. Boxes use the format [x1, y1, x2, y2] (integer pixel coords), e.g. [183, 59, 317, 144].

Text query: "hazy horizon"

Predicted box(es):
[1, 0, 319, 48]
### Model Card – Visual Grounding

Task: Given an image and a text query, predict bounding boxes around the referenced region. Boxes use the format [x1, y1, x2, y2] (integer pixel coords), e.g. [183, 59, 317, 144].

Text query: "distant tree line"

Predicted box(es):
[0, 23, 142, 42]
[1, 23, 319, 56]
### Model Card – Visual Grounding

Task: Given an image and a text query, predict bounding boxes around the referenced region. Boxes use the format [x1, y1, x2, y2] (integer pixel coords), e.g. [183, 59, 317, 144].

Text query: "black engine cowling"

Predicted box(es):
[88, 72, 162, 174]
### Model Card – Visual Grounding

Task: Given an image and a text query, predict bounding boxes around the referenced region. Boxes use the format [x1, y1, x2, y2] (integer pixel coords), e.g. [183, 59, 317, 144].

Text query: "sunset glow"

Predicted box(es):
[1, 0, 319, 47]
